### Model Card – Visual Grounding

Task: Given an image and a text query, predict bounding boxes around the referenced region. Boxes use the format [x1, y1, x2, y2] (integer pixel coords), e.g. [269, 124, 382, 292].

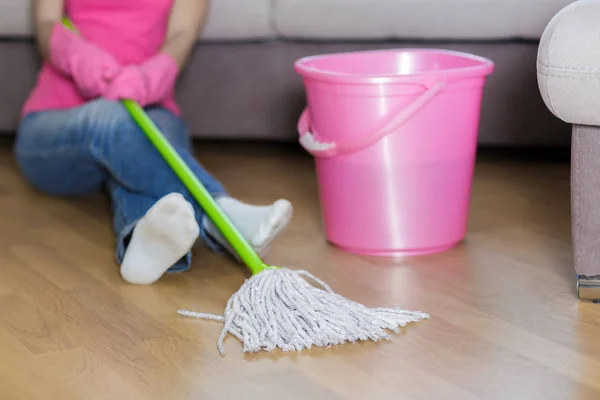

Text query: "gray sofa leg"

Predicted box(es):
[572, 125, 600, 301]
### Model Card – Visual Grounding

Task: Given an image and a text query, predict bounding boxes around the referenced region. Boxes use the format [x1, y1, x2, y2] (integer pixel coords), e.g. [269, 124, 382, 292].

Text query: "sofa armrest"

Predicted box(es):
[537, 0, 600, 126]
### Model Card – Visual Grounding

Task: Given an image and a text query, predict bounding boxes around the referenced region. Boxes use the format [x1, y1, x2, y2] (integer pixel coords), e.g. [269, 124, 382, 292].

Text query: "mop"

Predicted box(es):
[131, 105, 429, 355]
[62, 18, 429, 355]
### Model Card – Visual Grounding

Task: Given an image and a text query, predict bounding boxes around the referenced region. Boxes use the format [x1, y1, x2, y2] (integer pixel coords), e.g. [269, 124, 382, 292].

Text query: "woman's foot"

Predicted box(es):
[120, 193, 199, 285]
[203, 197, 292, 258]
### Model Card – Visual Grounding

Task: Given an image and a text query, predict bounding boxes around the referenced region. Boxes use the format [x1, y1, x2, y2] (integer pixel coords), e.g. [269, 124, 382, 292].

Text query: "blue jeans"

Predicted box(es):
[14, 99, 227, 272]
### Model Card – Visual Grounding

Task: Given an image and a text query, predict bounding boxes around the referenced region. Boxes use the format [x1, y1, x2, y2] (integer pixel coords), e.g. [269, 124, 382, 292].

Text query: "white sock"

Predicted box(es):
[203, 197, 292, 258]
[120, 193, 200, 285]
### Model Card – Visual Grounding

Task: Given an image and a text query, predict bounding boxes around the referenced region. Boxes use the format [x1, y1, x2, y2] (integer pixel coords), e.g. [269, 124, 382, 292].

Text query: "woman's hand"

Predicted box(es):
[103, 53, 178, 106]
[103, 0, 207, 106]
[34, 0, 121, 98]
[50, 24, 121, 98]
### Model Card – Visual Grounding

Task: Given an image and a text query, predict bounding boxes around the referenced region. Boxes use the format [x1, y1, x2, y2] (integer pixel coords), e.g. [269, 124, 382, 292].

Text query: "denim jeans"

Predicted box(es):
[14, 99, 227, 272]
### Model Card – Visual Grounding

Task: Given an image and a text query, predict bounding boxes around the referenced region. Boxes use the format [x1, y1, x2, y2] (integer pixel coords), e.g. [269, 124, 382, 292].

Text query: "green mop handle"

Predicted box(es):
[61, 17, 269, 276]
[123, 102, 269, 275]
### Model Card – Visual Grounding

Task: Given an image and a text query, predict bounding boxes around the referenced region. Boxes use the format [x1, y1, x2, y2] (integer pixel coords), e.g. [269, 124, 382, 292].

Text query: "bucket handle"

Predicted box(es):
[298, 80, 445, 158]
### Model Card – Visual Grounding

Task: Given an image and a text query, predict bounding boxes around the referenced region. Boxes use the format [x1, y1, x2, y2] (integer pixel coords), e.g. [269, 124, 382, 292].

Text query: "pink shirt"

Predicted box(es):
[22, 0, 180, 116]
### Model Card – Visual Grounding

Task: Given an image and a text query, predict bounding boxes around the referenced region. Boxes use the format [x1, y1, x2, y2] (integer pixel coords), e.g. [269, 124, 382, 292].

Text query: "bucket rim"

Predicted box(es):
[294, 48, 495, 85]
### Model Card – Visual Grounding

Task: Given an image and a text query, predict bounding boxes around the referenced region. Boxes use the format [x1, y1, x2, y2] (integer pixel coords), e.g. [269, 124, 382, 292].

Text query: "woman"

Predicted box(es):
[15, 0, 292, 284]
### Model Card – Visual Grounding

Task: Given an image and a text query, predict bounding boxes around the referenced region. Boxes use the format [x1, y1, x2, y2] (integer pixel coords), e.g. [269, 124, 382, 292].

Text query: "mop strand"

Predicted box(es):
[178, 268, 429, 355]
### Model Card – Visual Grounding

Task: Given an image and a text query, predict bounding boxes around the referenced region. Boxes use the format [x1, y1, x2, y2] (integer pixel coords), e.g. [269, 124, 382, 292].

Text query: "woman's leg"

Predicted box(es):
[16, 99, 292, 283]
[14, 101, 220, 200]
[109, 180, 198, 284]
[14, 100, 219, 283]
[128, 106, 293, 263]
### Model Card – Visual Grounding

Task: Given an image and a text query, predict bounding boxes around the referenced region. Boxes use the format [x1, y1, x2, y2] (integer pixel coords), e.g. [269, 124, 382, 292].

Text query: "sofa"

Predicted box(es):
[0, 0, 575, 146]
[537, 0, 600, 301]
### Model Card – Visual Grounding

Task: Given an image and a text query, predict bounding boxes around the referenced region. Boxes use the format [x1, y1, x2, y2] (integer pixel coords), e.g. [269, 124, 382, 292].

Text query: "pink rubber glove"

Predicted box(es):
[103, 53, 178, 107]
[49, 23, 121, 99]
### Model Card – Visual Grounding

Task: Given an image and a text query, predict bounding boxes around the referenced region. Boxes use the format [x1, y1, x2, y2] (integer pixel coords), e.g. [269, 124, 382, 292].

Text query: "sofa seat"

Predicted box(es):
[274, 0, 577, 41]
[0, 0, 276, 40]
[0, 0, 576, 147]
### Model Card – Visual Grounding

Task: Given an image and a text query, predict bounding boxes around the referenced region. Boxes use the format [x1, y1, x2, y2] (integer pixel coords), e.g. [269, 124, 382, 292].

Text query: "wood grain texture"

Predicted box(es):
[0, 143, 595, 400]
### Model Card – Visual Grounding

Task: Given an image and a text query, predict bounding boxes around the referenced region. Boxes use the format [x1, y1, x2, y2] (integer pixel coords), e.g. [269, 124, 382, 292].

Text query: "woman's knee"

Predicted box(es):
[83, 101, 189, 147]
[84, 99, 149, 150]
[79, 99, 133, 133]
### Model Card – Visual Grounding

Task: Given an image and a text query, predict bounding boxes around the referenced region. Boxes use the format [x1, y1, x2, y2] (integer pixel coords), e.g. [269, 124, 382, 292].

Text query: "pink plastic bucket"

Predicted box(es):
[294, 49, 494, 256]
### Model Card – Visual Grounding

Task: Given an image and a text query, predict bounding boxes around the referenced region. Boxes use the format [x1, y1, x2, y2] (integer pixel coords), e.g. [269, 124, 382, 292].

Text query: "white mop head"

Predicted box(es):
[178, 268, 429, 355]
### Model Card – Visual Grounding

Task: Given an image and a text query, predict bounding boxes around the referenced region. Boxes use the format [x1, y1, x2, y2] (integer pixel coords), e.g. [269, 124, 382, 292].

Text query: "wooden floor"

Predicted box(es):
[0, 142, 596, 400]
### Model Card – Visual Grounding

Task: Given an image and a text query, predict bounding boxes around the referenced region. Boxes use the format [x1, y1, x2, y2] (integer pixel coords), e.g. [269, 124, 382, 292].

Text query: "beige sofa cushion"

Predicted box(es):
[0, 1, 33, 37]
[274, 0, 577, 40]
[202, 0, 275, 40]
[0, 0, 275, 40]
[537, 0, 600, 126]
